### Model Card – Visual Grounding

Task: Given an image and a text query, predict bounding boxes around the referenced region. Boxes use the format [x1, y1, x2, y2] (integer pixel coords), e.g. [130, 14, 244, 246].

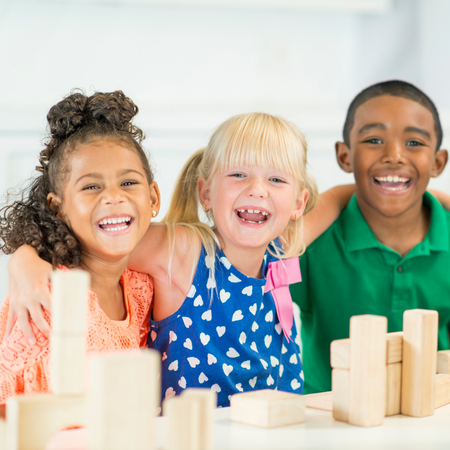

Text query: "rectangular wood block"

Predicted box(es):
[181, 389, 217, 450]
[435, 374, 450, 409]
[0, 418, 5, 450]
[51, 269, 90, 334]
[332, 369, 349, 422]
[348, 315, 387, 427]
[87, 349, 160, 450]
[386, 362, 401, 416]
[436, 350, 450, 374]
[401, 309, 438, 417]
[51, 333, 86, 395]
[6, 394, 85, 450]
[163, 396, 201, 450]
[386, 332, 403, 364]
[304, 391, 332, 411]
[230, 389, 305, 428]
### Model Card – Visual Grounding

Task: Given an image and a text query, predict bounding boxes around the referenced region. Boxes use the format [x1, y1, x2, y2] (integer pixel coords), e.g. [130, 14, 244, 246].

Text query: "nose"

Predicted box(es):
[101, 185, 126, 205]
[245, 176, 268, 198]
[381, 140, 406, 165]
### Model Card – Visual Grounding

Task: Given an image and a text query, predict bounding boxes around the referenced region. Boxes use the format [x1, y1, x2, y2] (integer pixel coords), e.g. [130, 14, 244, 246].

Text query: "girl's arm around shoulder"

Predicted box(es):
[303, 184, 355, 247]
[428, 189, 450, 211]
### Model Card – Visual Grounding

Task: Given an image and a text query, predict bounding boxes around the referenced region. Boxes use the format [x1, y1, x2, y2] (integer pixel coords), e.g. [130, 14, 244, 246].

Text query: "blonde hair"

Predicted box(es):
[163, 112, 318, 284]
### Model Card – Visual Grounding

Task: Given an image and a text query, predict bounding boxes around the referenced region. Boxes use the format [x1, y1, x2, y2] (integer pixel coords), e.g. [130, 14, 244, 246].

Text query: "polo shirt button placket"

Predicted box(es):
[397, 266, 403, 273]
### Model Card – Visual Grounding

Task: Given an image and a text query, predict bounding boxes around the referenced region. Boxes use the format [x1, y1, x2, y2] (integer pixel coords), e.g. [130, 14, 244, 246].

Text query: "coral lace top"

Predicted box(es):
[0, 268, 153, 404]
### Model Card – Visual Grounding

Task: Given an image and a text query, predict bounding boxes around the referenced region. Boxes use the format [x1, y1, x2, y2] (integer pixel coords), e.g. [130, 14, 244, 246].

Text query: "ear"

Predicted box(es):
[197, 177, 212, 211]
[290, 188, 309, 221]
[335, 141, 353, 174]
[431, 149, 448, 178]
[47, 192, 63, 218]
[149, 181, 161, 217]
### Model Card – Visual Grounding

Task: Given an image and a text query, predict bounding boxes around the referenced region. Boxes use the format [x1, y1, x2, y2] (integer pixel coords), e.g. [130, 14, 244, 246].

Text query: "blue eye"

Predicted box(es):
[364, 138, 383, 144]
[270, 177, 284, 183]
[229, 173, 245, 178]
[122, 180, 137, 186]
[83, 185, 99, 190]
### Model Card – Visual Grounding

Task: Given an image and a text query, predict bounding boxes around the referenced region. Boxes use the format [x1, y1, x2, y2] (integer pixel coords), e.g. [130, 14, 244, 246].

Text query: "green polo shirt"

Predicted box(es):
[291, 192, 450, 395]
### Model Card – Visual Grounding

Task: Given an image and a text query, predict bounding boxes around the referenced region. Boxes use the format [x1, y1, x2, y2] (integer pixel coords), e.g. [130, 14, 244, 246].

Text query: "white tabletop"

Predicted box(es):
[47, 404, 450, 450]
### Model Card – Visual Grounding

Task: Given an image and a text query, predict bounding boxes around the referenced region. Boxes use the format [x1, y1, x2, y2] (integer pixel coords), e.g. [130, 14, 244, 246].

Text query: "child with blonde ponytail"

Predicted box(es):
[7, 112, 347, 407]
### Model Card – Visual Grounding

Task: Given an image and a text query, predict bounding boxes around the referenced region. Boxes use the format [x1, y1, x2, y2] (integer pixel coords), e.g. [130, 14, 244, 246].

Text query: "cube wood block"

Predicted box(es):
[51, 333, 86, 395]
[348, 315, 387, 427]
[386, 362, 401, 416]
[435, 374, 450, 409]
[401, 309, 438, 417]
[436, 350, 450, 374]
[0, 418, 5, 450]
[87, 349, 160, 450]
[181, 389, 217, 450]
[330, 332, 403, 370]
[230, 389, 305, 428]
[6, 394, 85, 450]
[51, 269, 90, 334]
[332, 369, 349, 422]
[163, 396, 201, 450]
[304, 391, 332, 411]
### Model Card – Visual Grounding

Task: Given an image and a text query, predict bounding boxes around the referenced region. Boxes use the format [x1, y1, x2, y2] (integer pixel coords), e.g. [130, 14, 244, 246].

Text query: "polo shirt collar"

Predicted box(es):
[343, 191, 449, 254]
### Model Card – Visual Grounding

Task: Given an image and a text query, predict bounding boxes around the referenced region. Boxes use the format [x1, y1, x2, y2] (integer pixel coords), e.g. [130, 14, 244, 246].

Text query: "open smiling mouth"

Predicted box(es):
[97, 216, 133, 232]
[236, 209, 270, 224]
[373, 176, 412, 192]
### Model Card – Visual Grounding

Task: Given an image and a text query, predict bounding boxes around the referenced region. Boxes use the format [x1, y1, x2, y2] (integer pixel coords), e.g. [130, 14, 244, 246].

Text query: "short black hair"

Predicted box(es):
[343, 80, 443, 151]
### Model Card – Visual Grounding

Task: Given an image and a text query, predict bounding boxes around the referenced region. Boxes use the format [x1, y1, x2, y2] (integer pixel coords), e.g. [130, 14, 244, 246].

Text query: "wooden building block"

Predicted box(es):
[436, 350, 450, 374]
[87, 349, 160, 450]
[348, 315, 387, 427]
[0, 418, 5, 450]
[163, 396, 201, 450]
[435, 374, 450, 408]
[51, 269, 90, 334]
[386, 332, 403, 364]
[51, 333, 86, 395]
[386, 362, 401, 416]
[181, 389, 217, 450]
[330, 339, 349, 369]
[401, 309, 438, 417]
[5, 394, 85, 450]
[230, 389, 305, 428]
[332, 369, 349, 422]
[304, 391, 333, 411]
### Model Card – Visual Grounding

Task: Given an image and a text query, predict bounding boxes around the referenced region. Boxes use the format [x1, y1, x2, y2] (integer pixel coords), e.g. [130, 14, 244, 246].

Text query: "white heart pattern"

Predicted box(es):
[187, 285, 196, 298]
[232, 310, 244, 321]
[183, 338, 193, 350]
[199, 372, 208, 384]
[220, 289, 231, 303]
[200, 332, 210, 345]
[270, 356, 279, 367]
[249, 376, 257, 388]
[267, 375, 275, 386]
[291, 379, 301, 390]
[289, 354, 298, 364]
[205, 255, 214, 269]
[249, 303, 257, 315]
[281, 344, 288, 354]
[251, 322, 259, 332]
[264, 335, 272, 348]
[165, 387, 176, 399]
[202, 310, 212, 321]
[223, 363, 233, 376]
[228, 273, 241, 283]
[211, 383, 222, 393]
[168, 360, 178, 371]
[265, 311, 273, 322]
[250, 342, 258, 352]
[279, 364, 284, 377]
[219, 256, 231, 269]
[207, 353, 217, 365]
[239, 332, 246, 344]
[169, 331, 177, 343]
[275, 323, 282, 335]
[242, 286, 253, 296]
[178, 376, 187, 388]
[216, 326, 226, 337]
[236, 383, 244, 392]
[182, 316, 193, 328]
[260, 359, 268, 369]
[188, 357, 200, 368]
[193, 295, 203, 307]
[226, 347, 240, 358]
[207, 277, 216, 289]
[241, 360, 251, 370]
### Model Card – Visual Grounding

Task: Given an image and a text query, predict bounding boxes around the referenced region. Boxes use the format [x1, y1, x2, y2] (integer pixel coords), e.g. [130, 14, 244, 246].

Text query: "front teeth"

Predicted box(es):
[237, 209, 269, 216]
[375, 176, 409, 183]
[104, 225, 129, 231]
[98, 216, 131, 226]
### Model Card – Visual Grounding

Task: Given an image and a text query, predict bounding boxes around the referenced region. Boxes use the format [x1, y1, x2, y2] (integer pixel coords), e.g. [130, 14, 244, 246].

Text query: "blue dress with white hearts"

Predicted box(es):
[148, 245, 304, 407]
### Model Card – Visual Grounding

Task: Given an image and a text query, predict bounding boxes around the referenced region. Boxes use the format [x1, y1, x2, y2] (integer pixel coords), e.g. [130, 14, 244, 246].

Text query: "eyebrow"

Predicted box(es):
[75, 169, 145, 185]
[404, 126, 431, 140]
[357, 123, 387, 135]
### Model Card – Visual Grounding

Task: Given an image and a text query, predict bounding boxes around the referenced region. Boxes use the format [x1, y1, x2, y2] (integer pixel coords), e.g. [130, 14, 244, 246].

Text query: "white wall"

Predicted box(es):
[0, 0, 449, 299]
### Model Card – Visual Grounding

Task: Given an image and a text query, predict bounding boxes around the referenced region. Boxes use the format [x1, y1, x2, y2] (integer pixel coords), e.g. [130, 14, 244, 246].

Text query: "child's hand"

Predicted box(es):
[5, 245, 52, 344]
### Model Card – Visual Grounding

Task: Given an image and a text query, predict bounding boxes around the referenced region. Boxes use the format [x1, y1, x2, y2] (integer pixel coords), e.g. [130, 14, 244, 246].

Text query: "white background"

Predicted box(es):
[0, 0, 450, 300]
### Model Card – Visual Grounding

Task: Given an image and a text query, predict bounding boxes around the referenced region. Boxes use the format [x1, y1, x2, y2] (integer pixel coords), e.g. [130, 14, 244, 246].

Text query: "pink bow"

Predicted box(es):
[264, 258, 302, 342]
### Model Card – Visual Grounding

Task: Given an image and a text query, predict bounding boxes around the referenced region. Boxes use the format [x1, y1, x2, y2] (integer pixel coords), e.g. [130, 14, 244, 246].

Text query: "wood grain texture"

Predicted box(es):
[332, 369, 349, 422]
[386, 332, 403, 364]
[436, 350, 450, 374]
[435, 374, 450, 409]
[401, 309, 438, 417]
[386, 362, 401, 416]
[330, 339, 350, 369]
[304, 391, 333, 411]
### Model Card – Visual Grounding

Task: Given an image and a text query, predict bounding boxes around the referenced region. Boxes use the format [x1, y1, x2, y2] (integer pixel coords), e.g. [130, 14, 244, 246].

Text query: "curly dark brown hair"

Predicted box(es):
[0, 90, 153, 268]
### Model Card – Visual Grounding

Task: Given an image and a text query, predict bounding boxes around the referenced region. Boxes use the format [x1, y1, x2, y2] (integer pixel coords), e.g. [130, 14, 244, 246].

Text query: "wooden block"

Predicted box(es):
[386, 332, 403, 364]
[51, 269, 90, 334]
[163, 396, 201, 450]
[348, 315, 387, 427]
[181, 388, 217, 450]
[5, 394, 85, 450]
[436, 350, 450, 374]
[332, 369, 349, 422]
[330, 339, 349, 369]
[435, 374, 450, 408]
[87, 349, 160, 450]
[401, 309, 438, 417]
[230, 389, 305, 428]
[51, 333, 86, 395]
[386, 362, 401, 416]
[304, 391, 332, 411]
[0, 418, 5, 450]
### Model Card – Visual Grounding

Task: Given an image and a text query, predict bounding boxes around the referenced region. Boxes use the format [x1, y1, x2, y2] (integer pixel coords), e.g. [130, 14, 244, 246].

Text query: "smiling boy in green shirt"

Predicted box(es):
[291, 80, 450, 394]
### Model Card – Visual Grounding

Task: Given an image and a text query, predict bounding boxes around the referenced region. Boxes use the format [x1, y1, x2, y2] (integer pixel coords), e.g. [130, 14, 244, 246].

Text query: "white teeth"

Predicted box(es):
[375, 176, 410, 183]
[98, 216, 131, 226]
[253, 210, 260, 214]
[262, 212, 268, 216]
[393, 176, 399, 182]
[248, 209, 254, 213]
[387, 175, 393, 182]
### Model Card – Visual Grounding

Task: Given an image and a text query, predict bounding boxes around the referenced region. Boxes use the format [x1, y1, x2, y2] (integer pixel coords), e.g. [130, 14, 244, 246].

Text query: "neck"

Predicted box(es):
[356, 195, 430, 257]
[218, 242, 266, 279]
